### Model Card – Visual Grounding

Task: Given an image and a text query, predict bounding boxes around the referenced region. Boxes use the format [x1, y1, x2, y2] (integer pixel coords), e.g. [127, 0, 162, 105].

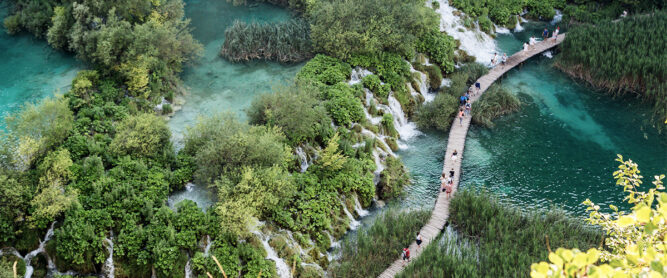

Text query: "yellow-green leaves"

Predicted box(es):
[531, 157, 667, 277]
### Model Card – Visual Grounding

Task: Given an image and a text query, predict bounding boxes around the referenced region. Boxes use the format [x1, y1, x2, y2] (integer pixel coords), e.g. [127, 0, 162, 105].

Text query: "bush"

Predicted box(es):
[3, 14, 21, 35]
[432, 1, 440, 10]
[109, 113, 171, 159]
[416, 29, 456, 74]
[415, 93, 458, 132]
[310, 0, 439, 59]
[472, 85, 521, 127]
[247, 83, 334, 145]
[441, 72, 469, 97]
[380, 114, 398, 138]
[161, 103, 173, 114]
[458, 63, 489, 83]
[329, 209, 430, 277]
[362, 75, 390, 100]
[378, 156, 410, 199]
[424, 65, 443, 90]
[220, 19, 312, 63]
[296, 54, 351, 86]
[322, 83, 365, 126]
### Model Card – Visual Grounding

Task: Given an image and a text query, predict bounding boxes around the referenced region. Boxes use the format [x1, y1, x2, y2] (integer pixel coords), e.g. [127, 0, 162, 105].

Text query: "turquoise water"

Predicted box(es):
[168, 0, 303, 143]
[0, 5, 81, 127]
[397, 22, 666, 215]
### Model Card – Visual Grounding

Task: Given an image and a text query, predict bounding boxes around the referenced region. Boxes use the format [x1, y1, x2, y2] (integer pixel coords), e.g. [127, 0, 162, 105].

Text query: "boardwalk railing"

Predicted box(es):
[378, 34, 566, 278]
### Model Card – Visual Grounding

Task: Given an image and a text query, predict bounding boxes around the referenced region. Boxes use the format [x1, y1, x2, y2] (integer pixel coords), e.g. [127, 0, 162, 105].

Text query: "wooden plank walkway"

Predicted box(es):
[378, 34, 566, 278]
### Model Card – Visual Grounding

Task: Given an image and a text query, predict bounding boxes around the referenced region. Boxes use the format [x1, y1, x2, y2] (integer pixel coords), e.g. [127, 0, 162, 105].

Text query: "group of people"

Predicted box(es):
[490, 52, 508, 67]
[458, 87, 476, 126]
[401, 232, 424, 265]
[523, 26, 560, 51]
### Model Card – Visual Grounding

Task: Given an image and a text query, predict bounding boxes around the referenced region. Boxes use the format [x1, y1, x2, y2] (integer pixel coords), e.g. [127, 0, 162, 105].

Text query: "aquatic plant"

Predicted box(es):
[556, 11, 667, 131]
[471, 84, 521, 127]
[220, 19, 313, 63]
[329, 209, 430, 278]
[414, 93, 458, 132]
[398, 189, 603, 277]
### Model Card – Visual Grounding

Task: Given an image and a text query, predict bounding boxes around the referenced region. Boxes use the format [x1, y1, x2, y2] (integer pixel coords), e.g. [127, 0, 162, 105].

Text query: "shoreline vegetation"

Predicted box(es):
[220, 19, 313, 63]
[397, 189, 603, 277]
[555, 11, 666, 131]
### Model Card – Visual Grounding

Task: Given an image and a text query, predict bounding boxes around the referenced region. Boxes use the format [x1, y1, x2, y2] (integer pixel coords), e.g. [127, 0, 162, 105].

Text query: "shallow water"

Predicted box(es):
[168, 0, 303, 144]
[0, 5, 81, 127]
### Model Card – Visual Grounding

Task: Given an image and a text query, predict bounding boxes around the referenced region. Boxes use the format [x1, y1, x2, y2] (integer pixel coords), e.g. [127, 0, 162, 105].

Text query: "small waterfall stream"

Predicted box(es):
[203, 235, 213, 257]
[295, 146, 311, 173]
[253, 231, 291, 278]
[185, 255, 193, 278]
[353, 195, 369, 217]
[340, 200, 360, 230]
[103, 231, 115, 278]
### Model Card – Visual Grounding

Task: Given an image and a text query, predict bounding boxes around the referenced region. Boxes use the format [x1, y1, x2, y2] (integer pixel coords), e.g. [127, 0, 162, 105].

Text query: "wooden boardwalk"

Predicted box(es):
[378, 34, 566, 278]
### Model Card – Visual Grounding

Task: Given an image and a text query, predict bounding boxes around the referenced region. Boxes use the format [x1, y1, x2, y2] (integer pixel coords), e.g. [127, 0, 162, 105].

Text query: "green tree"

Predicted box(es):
[109, 113, 171, 159]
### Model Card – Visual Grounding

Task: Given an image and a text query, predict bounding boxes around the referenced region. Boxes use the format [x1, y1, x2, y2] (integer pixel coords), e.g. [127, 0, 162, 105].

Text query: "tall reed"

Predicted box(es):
[471, 84, 521, 127]
[399, 189, 603, 277]
[329, 209, 430, 278]
[220, 19, 313, 63]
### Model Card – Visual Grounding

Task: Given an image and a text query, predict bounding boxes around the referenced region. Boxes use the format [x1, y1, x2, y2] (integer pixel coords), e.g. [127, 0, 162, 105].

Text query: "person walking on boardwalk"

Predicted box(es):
[458, 109, 464, 126]
[523, 42, 529, 52]
[446, 179, 453, 198]
[402, 247, 411, 265]
[501, 53, 507, 67]
[552, 26, 560, 42]
[542, 28, 549, 39]
[451, 149, 458, 162]
[416, 232, 423, 249]
[465, 101, 472, 116]
[449, 168, 455, 179]
[475, 82, 481, 94]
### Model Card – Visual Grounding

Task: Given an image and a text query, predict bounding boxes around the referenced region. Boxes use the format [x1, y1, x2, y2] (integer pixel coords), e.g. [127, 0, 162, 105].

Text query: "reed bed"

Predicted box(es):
[329, 209, 430, 278]
[220, 19, 313, 63]
[399, 189, 603, 277]
[556, 11, 667, 129]
[471, 84, 521, 127]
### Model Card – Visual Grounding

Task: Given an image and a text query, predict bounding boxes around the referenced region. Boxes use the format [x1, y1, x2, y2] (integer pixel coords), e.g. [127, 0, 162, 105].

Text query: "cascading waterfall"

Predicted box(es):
[551, 10, 563, 25]
[387, 94, 420, 142]
[203, 235, 213, 257]
[103, 231, 115, 278]
[429, 0, 497, 64]
[353, 195, 369, 217]
[252, 230, 291, 278]
[295, 146, 311, 173]
[408, 64, 433, 102]
[514, 17, 525, 32]
[19, 221, 57, 278]
[348, 68, 373, 85]
[324, 231, 342, 261]
[340, 200, 360, 230]
[185, 255, 193, 278]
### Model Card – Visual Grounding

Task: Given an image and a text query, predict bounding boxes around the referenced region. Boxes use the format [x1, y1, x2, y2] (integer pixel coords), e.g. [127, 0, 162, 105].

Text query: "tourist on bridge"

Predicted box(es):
[402, 247, 411, 265]
[501, 53, 507, 67]
[446, 179, 453, 198]
[451, 149, 458, 161]
[542, 28, 549, 39]
[475, 82, 481, 94]
[449, 168, 455, 179]
[523, 42, 529, 52]
[416, 232, 423, 249]
[465, 102, 471, 116]
[458, 109, 464, 126]
[552, 26, 560, 42]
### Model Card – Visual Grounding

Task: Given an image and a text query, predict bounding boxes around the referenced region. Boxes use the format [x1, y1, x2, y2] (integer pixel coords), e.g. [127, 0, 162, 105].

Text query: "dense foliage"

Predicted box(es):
[398, 189, 603, 277]
[220, 19, 313, 63]
[309, 0, 438, 59]
[415, 29, 457, 74]
[471, 84, 522, 127]
[329, 209, 430, 278]
[556, 11, 667, 130]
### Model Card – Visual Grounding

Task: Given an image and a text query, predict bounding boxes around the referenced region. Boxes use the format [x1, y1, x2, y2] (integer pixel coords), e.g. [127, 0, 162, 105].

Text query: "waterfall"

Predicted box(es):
[543, 51, 553, 59]
[430, 0, 497, 65]
[408, 64, 433, 102]
[185, 256, 193, 278]
[203, 235, 213, 257]
[324, 231, 342, 261]
[295, 146, 310, 173]
[340, 200, 360, 230]
[495, 24, 511, 34]
[387, 94, 420, 141]
[103, 231, 115, 278]
[252, 231, 291, 278]
[348, 68, 373, 85]
[353, 195, 369, 217]
[514, 18, 525, 32]
[551, 10, 563, 25]
[21, 222, 56, 278]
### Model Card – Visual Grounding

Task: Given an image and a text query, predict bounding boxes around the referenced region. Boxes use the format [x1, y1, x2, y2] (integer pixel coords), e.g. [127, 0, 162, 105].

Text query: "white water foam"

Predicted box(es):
[430, 0, 497, 65]
[203, 235, 213, 257]
[341, 200, 361, 230]
[353, 195, 369, 217]
[295, 146, 311, 173]
[514, 17, 525, 32]
[551, 10, 563, 25]
[348, 68, 373, 85]
[185, 256, 193, 278]
[495, 25, 511, 34]
[252, 227, 291, 278]
[103, 231, 115, 278]
[387, 94, 421, 141]
[22, 222, 56, 278]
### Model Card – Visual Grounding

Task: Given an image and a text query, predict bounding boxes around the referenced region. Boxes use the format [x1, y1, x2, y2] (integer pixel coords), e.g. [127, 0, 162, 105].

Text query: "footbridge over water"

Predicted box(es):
[378, 33, 566, 278]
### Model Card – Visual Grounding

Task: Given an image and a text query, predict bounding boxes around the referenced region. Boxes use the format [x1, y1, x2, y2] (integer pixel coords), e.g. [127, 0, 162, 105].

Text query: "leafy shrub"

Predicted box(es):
[161, 103, 173, 114]
[478, 15, 494, 33]
[380, 114, 398, 138]
[109, 113, 171, 159]
[458, 63, 489, 84]
[424, 64, 443, 90]
[247, 83, 334, 145]
[296, 54, 351, 86]
[322, 83, 365, 126]
[441, 72, 469, 97]
[415, 93, 458, 132]
[432, 1, 440, 10]
[378, 156, 410, 199]
[416, 29, 457, 73]
[310, 0, 439, 59]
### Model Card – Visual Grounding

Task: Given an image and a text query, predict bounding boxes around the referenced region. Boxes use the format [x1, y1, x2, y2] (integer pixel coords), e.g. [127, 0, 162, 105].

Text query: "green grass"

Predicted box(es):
[329, 209, 430, 278]
[398, 189, 603, 277]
